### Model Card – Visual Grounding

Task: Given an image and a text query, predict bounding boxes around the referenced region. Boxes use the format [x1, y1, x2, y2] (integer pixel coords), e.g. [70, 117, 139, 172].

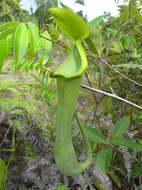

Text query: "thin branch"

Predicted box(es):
[40, 35, 66, 48]
[88, 53, 142, 88]
[40, 35, 57, 44]
[99, 55, 142, 88]
[81, 84, 142, 110]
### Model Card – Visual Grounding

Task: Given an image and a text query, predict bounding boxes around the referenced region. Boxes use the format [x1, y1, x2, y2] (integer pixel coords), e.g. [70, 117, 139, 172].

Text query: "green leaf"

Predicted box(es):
[56, 185, 70, 190]
[84, 125, 108, 144]
[38, 31, 52, 64]
[96, 147, 112, 173]
[49, 25, 60, 41]
[111, 41, 123, 53]
[85, 27, 103, 55]
[0, 39, 5, 71]
[14, 23, 29, 64]
[28, 22, 40, 57]
[0, 22, 18, 31]
[112, 116, 130, 140]
[0, 158, 7, 190]
[96, 96, 113, 114]
[111, 138, 142, 151]
[89, 14, 108, 28]
[48, 8, 89, 40]
[5, 34, 13, 59]
[0, 24, 18, 40]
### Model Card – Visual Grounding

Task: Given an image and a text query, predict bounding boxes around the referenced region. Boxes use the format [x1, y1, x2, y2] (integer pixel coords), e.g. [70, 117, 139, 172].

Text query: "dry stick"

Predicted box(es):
[40, 35, 66, 48]
[81, 84, 142, 110]
[105, 11, 142, 57]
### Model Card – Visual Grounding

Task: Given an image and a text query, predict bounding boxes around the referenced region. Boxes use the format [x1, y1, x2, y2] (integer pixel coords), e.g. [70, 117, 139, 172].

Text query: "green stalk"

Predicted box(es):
[52, 41, 92, 176]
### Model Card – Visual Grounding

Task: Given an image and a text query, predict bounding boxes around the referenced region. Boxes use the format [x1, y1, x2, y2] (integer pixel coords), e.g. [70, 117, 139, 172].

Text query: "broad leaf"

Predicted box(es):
[84, 125, 108, 144]
[0, 39, 5, 71]
[0, 23, 18, 40]
[112, 116, 130, 140]
[85, 27, 103, 55]
[38, 31, 52, 64]
[5, 34, 13, 59]
[0, 158, 7, 190]
[97, 96, 113, 114]
[0, 22, 19, 31]
[96, 147, 112, 173]
[89, 14, 108, 28]
[111, 138, 142, 151]
[111, 41, 123, 53]
[28, 22, 40, 57]
[48, 8, 89, 40]
[14, 23, 29, 64]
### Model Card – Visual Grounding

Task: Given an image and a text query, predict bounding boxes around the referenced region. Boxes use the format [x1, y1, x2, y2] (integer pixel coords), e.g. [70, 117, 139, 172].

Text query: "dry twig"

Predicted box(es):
[81, 84, 142, 110]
